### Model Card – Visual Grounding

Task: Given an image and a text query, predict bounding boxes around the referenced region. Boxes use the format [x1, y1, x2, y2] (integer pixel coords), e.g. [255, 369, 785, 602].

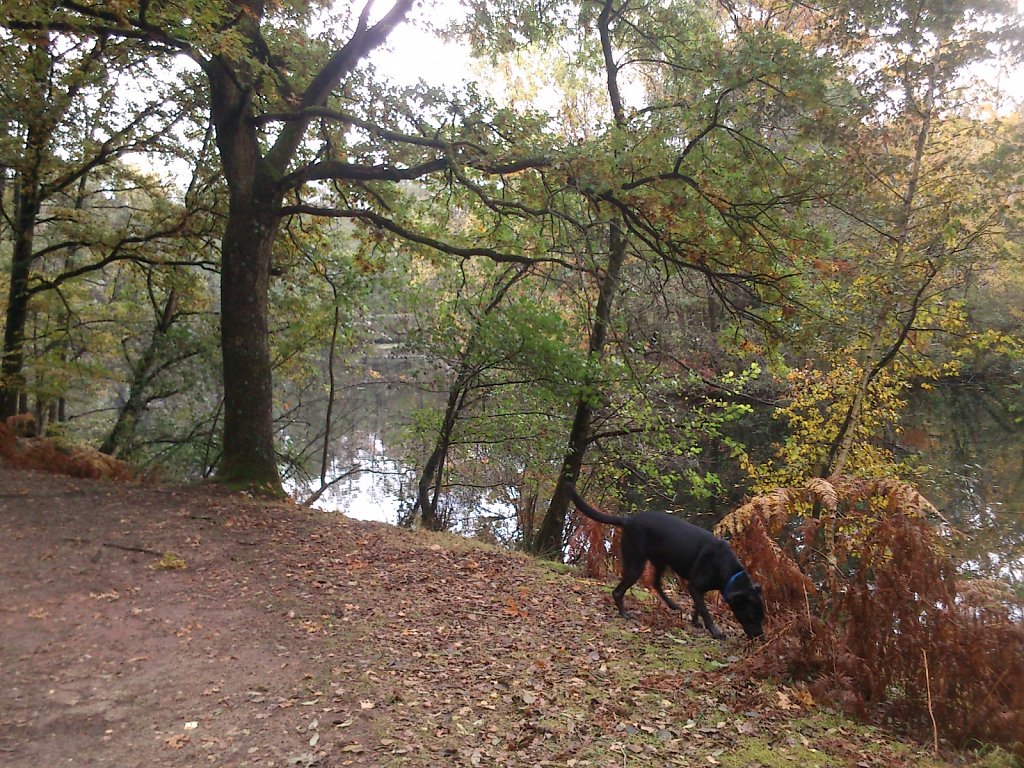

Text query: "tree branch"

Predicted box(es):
[265, 0, 417, 174]
[278, 204, 573, 268]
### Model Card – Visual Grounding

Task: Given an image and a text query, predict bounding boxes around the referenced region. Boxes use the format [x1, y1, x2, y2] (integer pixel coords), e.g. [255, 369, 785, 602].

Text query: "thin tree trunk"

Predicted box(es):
[533, 396, 595, 555]
[100, 289, 179, 457]
[1, 184, 37, 420]
[823, 59, 937, 479]
[302, 293, 360, 507]
[531, 0, 630, 556]
[412, 382, 469, 531]
[0, 46, 48, 421]
[533, 223, 628, 556]
[409, 266, 528, 530]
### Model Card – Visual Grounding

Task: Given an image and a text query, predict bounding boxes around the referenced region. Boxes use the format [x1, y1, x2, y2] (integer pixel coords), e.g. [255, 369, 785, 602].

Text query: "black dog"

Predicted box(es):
[567, 485, 765, 639]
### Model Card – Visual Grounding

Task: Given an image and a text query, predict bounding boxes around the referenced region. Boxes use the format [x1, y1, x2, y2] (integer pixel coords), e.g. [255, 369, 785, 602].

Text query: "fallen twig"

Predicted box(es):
[62, 536, 164, 557]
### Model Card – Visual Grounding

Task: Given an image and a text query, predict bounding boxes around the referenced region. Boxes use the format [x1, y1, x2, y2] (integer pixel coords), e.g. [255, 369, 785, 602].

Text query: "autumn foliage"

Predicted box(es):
[719, 477, 1024, 754]
[0, 418, 133, 481]
[567, 510, 620, 580]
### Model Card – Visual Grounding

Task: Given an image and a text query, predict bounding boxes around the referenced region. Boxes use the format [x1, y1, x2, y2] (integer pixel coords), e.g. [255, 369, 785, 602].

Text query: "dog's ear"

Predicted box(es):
[728, 590, 751, 607]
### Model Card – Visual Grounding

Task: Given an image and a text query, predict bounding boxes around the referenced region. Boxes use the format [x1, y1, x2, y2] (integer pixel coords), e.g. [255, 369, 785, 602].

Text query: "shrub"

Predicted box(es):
[0, 419, 133, 481]
[718, 477, 1023, 753]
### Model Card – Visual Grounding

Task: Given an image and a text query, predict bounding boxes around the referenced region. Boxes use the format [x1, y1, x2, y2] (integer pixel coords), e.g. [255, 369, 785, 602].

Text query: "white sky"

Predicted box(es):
[367, 1, 1024, 111]
[366, 2, 475, 89]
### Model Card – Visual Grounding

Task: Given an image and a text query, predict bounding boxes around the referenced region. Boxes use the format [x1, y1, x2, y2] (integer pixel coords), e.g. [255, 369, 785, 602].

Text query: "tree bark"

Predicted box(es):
[203, 23, 288, 491]
[100, 289, 179, 457]
[532, 397, 594, 556]
[1, 51, 46, 421]
[532, 222, 628, 556]
[1, 181, 38, 420]
[412, 381, 470, 531]
[216, 193, 284, 490]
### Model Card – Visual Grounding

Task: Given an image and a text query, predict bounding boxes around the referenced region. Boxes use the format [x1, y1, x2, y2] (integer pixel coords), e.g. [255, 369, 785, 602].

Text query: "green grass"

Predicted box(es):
[717, 736, 845, 768]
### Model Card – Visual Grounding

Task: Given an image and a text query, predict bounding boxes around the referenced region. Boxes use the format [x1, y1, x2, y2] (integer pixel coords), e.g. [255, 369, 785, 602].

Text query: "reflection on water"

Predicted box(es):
[901, 383, 1023, 583]
[298, 435, 411, 523]
[281, 351, 421, 524]
[286, 354, 1022, 586]
[284, 349, 524, 537]
[288, 427, 519, 536]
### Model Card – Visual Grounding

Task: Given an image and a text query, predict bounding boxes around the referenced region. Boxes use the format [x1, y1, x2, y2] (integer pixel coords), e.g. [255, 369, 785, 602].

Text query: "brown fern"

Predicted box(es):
[566, 510, 613, 579]
[725, 476, 1024, 753]
[0, 425, 133, 482]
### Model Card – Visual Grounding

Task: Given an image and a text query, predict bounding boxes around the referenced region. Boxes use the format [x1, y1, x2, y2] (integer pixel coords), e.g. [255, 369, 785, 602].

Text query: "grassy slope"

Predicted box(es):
[300, 516, 1016, 768]
[0, 463, 1016, 768]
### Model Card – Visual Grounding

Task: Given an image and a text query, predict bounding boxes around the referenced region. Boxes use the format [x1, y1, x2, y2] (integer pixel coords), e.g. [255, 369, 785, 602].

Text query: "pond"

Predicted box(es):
[901, 383, 1023, 583]
[286, 359, 1023, 586]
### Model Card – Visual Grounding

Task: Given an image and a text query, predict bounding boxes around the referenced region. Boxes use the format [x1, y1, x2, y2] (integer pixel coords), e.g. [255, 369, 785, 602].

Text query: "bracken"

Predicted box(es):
[718, 476, 1023, 754]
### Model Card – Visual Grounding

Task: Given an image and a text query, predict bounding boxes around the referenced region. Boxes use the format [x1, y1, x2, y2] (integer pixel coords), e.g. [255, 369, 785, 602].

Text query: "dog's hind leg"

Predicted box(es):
[612, 540, 646, 619]
[653, 564, 682, 611]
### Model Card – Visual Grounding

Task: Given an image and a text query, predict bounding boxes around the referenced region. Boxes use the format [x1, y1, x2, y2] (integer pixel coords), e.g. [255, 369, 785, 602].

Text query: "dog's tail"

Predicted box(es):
[566, 484, 630, 527]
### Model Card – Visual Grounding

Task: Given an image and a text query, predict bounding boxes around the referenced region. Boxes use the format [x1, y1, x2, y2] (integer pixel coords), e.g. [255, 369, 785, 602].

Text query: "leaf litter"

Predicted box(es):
[0, 469, 979, 768]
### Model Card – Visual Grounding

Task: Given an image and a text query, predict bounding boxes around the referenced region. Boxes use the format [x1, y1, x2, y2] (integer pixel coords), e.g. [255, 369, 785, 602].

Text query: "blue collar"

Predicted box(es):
[722, 570, 745, 599]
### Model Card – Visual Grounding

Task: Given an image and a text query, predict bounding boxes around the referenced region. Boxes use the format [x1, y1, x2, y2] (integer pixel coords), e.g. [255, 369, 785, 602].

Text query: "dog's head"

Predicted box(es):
[725, 577, 766, 640]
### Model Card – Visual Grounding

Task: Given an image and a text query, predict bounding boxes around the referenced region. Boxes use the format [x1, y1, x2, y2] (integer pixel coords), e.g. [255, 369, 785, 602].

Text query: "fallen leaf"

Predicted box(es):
[165, 733, 190, 749]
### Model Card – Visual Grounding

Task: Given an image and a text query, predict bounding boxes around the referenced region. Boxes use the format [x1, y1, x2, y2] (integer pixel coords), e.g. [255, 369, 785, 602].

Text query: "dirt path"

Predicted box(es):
[0, 468, 952, 767]
[0, 469, 381, 766]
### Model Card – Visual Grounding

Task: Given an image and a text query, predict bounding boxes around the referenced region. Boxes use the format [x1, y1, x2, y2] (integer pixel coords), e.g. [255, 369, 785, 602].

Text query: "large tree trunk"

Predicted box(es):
[201, 3, 413, 494]
[216, 194, 283, 491]
[207, 52, 286, 493]
[0, 189, 37, 420]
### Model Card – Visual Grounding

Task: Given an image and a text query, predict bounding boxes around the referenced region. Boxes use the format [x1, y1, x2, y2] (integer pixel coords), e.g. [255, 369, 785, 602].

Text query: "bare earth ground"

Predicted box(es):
[0, 467, 970, 768]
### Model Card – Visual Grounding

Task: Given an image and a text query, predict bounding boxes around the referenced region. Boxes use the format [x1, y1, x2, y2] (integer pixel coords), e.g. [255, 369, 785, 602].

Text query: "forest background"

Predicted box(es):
[2, 0, 1021, 556]
[2, 0, 1024, 753]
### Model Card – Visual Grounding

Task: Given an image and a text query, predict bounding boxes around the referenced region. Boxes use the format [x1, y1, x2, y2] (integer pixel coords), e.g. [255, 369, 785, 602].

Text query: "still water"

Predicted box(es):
[286, 370, 1022, 583]
[296, 433, 410, 522]
[902, 383, 1023, 582]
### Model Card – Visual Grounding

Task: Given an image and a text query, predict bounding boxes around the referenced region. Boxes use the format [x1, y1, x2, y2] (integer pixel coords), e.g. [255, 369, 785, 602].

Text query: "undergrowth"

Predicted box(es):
[718, 476, 1024, 757]
[0, 418, 133, 481]
[567, 477, 1023, 761]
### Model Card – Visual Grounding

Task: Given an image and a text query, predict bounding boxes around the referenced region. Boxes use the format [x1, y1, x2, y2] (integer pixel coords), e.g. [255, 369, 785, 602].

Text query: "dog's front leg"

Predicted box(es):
[689, 587, 725, 639]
